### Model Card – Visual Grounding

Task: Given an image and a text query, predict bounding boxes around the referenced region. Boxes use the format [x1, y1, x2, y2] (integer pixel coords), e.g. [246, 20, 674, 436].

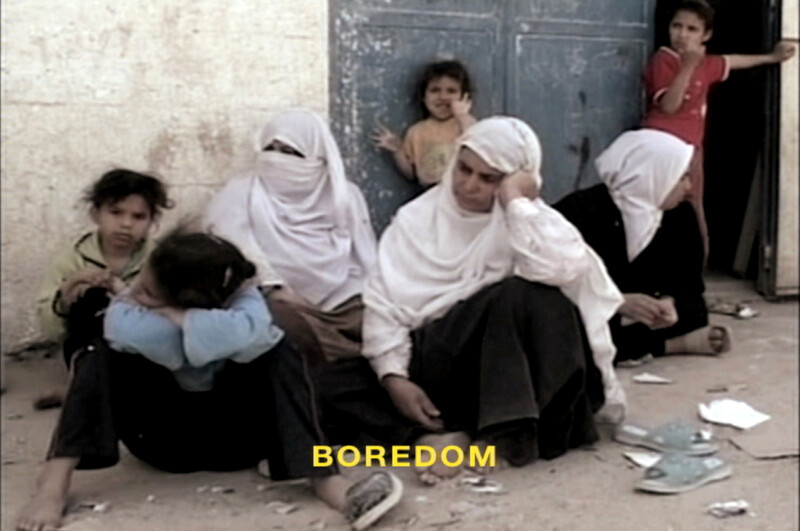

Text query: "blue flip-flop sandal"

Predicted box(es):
[615, 420, 719, 456]
[636, 453, 732, 494]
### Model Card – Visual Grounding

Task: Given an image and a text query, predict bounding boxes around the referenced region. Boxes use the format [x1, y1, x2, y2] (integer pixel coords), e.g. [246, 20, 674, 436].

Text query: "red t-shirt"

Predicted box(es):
[642, 47, 729, 146]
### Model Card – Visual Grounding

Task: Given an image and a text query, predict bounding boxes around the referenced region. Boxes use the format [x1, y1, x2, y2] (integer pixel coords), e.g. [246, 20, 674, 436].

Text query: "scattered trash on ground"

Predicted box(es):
[69, 501, 111, 514]
[617, 353, 654, 368]
[401, 515, 419, 527]
[708, 300, 759, 320]
[448, 500, 500, 520]
[196, 485, 209, 493]
[708, 499, 752, 518]
[459, 476, 503, 494]
[706, 383, 749, 393]
[699, 399, 770, 429]
[632, 373, 673, 384]
[622, 451, 661, 468]
[257, 459, 270, 478]
[266, 500, 299, 515]
[5, 413, 24, 420]
[146, 494, 156, 503]
[415, 495, 429, 503]
[210, 486, 236, 494]
[308, 518, 326, 529]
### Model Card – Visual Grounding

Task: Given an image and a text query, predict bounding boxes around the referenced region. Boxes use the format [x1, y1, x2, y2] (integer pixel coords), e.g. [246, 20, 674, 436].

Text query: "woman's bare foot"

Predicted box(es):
[465, 440, 508, 475]
[665, 325, 731, 355]
[311, 475, 350, 511]
[15, 457, 78, 531]
[414, 431, 471, 486]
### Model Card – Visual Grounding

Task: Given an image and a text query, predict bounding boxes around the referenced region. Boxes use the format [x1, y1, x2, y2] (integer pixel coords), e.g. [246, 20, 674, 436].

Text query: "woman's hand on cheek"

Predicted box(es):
[498, 170, 539, 207]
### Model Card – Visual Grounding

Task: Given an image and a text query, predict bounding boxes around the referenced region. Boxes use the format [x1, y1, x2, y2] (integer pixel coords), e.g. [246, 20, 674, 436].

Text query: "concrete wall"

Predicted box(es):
[0, 0, 329, 352]
[777, 0, 799, 295]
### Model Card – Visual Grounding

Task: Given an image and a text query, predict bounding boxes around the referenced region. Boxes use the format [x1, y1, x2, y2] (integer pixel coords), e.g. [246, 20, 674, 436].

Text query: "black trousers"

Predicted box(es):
[47, 338, 338, 480]
[408, 277, 604, 465]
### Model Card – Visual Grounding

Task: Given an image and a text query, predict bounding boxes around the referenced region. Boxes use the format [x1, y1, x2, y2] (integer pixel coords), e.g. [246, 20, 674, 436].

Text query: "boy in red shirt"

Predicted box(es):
[642, 0, 795, 258]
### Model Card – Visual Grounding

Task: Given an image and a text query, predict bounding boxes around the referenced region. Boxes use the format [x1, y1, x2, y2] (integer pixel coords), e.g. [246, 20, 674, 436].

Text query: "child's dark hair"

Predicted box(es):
[84, 169, 173, 217]
[149, 231, 256, 309]
[673, 0, 715, 31]
[415, 60, 473, 117]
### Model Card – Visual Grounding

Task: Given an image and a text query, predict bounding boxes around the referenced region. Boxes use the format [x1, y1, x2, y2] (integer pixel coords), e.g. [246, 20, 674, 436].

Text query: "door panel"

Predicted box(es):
[511, 36, 647, 201]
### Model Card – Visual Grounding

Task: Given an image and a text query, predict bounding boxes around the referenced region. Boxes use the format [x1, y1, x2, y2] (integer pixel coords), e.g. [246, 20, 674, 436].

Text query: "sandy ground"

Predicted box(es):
[2, 275, 798, 531]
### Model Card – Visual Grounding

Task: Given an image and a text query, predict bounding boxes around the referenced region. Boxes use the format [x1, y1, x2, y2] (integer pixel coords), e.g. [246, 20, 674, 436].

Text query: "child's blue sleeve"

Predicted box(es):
[181, 285, 284, 367]
[104, 299, 185, 370]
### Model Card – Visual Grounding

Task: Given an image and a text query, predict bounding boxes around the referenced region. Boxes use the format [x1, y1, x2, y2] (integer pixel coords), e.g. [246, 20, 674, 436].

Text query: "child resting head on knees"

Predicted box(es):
[33, 169, 171, 408]
[108, 231, 279, 390]
[642, 0, 795, 257]
[15, 231, 403, 531]
[373, 59, 477, 187]
[129, 232, 257, 316]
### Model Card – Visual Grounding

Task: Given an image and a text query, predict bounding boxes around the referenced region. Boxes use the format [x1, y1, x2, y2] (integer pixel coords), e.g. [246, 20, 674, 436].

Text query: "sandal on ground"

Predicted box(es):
[615, 420, 718, 456]
[674, 326, 732, 355]
[635, 453, 732, 494]
[345, 471, 403, 530]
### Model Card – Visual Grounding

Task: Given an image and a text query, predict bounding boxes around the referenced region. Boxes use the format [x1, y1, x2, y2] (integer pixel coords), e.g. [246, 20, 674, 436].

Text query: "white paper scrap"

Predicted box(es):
[622, 451, 662, 468]
[698, 399, 771, 430]
[633, 372, 673, 384]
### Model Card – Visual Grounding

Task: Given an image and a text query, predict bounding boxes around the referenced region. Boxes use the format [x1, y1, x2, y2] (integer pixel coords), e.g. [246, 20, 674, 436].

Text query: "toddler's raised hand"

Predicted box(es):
[450, 92, 473, 118]
[372, 121, 402, 153]
[772, 41, 796, 62]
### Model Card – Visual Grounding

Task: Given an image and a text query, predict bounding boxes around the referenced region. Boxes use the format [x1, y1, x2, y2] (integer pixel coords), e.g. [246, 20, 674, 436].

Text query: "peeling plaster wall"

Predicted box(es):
[0, 0, 329, 351]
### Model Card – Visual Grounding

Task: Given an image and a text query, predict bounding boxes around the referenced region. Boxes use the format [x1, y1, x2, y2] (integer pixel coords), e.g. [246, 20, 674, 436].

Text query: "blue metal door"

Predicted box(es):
[331, 0, 655, 233]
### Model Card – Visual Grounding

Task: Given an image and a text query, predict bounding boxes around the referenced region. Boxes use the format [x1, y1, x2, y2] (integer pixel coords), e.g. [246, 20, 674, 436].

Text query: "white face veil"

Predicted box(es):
[595, 129, 694, 261]
[205, 110, 376, 310]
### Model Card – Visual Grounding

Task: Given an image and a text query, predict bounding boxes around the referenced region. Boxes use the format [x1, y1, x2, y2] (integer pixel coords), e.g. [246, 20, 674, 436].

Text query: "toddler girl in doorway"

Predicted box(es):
[373, 59, 477, 187]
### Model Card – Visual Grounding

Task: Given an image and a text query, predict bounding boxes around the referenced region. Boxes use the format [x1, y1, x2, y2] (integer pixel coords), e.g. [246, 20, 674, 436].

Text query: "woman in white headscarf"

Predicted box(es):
[362, 116, 626, 484]
[554, 129, 731, 364]
[204, 109, 377, 362]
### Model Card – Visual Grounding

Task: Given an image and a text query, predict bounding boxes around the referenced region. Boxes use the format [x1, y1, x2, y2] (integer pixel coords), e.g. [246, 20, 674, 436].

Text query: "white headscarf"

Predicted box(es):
[364, 116, 626, 421]
[595, 129, 694, 262]
[204, 110, 377, 311]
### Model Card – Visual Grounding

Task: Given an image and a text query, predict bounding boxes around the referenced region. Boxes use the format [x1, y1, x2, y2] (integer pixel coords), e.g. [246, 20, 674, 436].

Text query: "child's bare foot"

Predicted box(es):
[414, 431, 471, 486]
[15, 458, 77, 531]
[33, 386, 67, 410]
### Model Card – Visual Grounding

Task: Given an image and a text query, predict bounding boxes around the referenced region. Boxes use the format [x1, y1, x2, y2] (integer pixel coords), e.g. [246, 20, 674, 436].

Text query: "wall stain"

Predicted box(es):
[197, 120, 234, 161]
[147, 130, 180, 172]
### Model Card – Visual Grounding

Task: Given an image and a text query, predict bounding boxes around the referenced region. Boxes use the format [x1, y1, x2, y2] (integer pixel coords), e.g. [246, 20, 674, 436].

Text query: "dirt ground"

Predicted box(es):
[2, 275, 797, 531]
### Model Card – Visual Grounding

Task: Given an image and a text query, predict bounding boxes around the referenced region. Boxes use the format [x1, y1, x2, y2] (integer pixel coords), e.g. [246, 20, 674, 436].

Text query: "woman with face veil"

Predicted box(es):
[362, 116, 626, 484]
[203, 110, 407, 529]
